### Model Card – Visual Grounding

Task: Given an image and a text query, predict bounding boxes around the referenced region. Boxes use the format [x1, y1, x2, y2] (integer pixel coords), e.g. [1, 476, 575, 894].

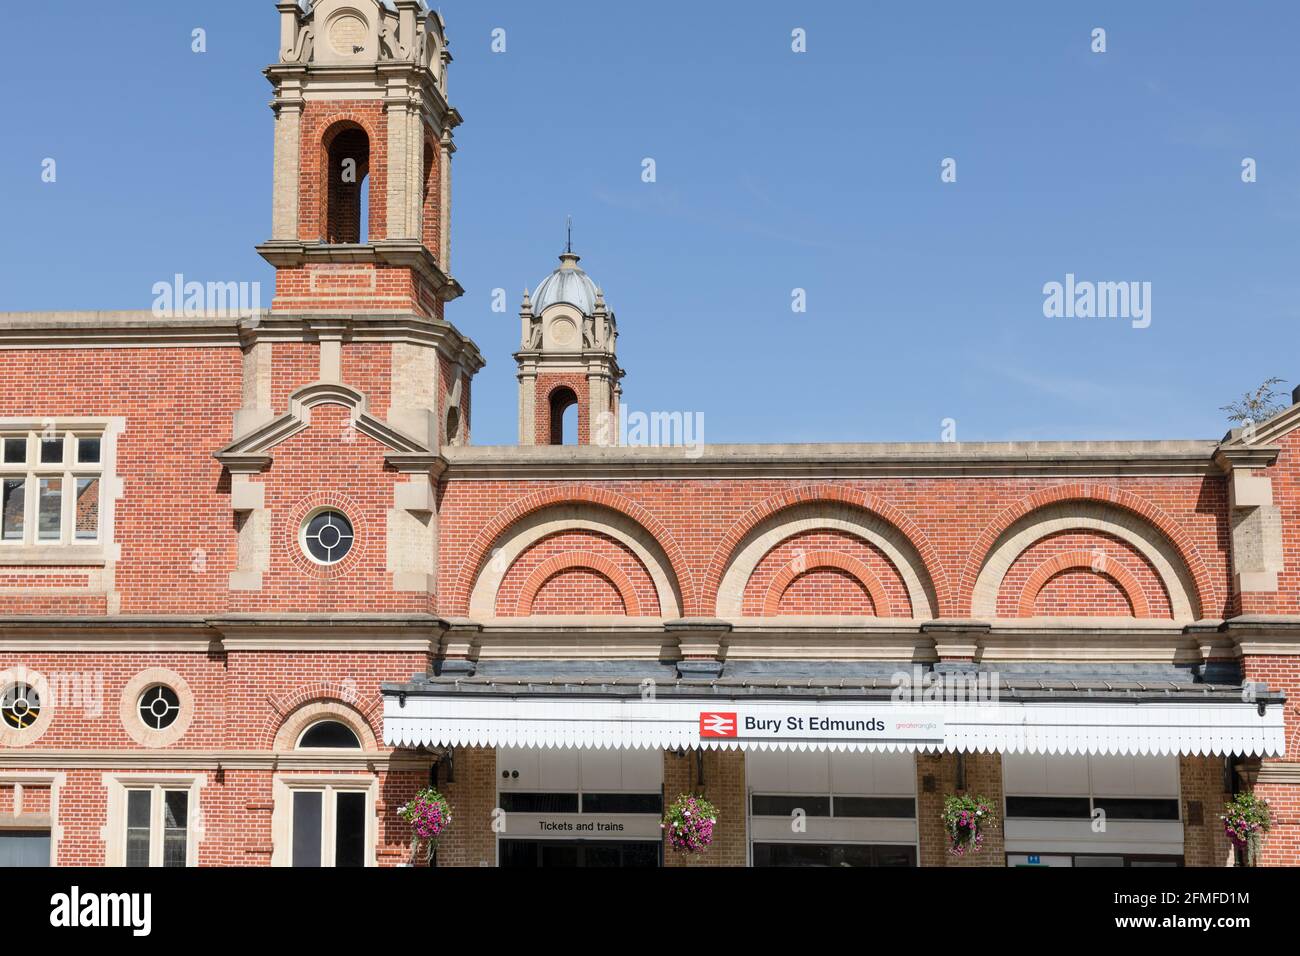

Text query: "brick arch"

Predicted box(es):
[514, 551, 644, 617]
[313, 114, 384, 243]
[961, 485, 1214, 619]
[420, 132, 440, 251]
[450, 487, 695, 616]
[704, 486, 949, 617]
[761, 550, 893, 617]
[261, 681, 382, 751]
[1016, 550, 1152, 618]
[545, 384, 581, 446]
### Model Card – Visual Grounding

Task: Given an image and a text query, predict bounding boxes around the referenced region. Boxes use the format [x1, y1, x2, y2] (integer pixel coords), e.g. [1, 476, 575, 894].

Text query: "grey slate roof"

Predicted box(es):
[384, 659, 1279, 705]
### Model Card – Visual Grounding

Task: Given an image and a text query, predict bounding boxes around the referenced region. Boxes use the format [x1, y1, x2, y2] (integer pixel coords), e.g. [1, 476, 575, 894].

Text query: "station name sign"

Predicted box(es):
[699, 710, 943, 743]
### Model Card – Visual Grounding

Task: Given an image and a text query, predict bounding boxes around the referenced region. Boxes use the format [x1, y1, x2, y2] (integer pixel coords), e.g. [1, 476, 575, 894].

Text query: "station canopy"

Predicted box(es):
[382, 672, 1285, 757]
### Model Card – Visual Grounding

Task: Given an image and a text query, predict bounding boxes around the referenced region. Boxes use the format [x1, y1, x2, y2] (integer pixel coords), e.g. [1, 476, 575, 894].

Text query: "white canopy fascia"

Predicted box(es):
[383, 695, 1284, 757]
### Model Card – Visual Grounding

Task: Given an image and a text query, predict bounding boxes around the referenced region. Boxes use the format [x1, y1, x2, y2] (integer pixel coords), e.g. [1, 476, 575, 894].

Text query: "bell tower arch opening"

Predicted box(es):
[259, 0, 463, 318]
[322, 123, 371, 245]
[548, 386, 580, 445]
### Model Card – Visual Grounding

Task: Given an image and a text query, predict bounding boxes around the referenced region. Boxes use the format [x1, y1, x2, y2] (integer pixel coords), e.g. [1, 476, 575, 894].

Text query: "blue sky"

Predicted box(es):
[2, 1, 1297, 445]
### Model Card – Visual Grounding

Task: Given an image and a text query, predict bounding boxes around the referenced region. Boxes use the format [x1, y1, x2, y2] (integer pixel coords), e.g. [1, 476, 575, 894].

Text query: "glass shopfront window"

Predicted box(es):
[1002, 754, 1184, 864]
[747, 750, 918, 867]
[495, 747, 665, 867]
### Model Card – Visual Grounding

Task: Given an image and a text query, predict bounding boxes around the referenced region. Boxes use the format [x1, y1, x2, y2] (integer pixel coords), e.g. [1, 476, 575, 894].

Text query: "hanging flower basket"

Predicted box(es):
[1222, 792, 1271, 867]
[397, 787, 452, 863]
[662, 793, 717, 853]
[941, 794, 995, 857]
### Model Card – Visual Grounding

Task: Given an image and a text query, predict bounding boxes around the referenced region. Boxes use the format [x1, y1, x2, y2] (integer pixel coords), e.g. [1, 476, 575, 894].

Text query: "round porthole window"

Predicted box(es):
[138, 685, 180, 731]
[0, 684, 40, 730]
[302, 509, 355, 565]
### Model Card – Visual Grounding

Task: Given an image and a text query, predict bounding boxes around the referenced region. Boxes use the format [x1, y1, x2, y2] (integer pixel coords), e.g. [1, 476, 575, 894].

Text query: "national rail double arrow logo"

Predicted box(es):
[699, 712, 737, 738]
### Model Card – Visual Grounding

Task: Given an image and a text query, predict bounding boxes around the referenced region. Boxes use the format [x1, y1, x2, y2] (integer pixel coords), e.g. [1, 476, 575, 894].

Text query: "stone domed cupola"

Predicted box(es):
[532, 252, 601, 316]
[515, 247, 624, 447]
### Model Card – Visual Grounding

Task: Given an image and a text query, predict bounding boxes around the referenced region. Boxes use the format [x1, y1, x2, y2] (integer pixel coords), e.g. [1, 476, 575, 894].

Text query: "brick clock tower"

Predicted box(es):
[258, 0, 461, 318]
[213, 0, 482, 599]
[516, 250, 624, 446]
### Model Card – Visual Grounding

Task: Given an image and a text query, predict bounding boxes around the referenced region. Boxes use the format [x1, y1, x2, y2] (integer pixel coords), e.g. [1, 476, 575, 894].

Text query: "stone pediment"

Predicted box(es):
[215, 381, 431, 474]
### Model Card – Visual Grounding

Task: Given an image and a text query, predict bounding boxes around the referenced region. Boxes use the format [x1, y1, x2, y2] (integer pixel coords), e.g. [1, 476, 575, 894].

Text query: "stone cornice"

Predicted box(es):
[0, 749, 431, 772]
[442, 441, 1223, 480]
[1222, 615, 1300, 655]
[266, 60, 457, 130]
[0, 311, 485, 370]
[247, 311, 484, 371]
[1257, 761, 1300, 785]
[453, 617, 1245, 666]
[1213, 445, 1282, 471]
[254, 240, 465, 303]
[214, 614, 444, 652]
[0, 615, 1293, 659]
[0, 614, 446, 653]
[0, 313, 239, 349]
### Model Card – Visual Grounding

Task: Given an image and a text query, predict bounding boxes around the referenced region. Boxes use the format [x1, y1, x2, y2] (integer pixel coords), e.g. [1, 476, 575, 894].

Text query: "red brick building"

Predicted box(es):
[0, 1, 1296, 869]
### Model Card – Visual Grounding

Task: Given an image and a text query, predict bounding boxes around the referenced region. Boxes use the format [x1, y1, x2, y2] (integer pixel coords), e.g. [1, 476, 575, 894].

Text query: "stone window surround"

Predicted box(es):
[119, 668, 196, 749]
[270, 774, 378, 868]
[0, 666, 55, 748]
[101, 772, 207, 868]
[0, 771, 65, 866]
[0, 417, 122, 562]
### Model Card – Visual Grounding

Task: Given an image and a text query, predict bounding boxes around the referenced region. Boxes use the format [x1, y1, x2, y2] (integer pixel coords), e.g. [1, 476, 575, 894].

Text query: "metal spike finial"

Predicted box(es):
[565, 216, 573, 254]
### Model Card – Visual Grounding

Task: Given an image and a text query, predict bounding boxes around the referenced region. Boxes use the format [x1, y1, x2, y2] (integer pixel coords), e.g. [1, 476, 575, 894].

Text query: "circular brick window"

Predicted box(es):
[287, 495, 364, 580]
[0, 669, 53, 747]
[120, 668, 194, 748]
[301, 509, 355, 565]
[1, 683, 40, 730]
[138, 685, 181, 731]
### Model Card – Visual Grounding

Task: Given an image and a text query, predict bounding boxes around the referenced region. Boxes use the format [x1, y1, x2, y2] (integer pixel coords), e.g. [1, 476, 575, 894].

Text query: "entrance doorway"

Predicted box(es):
[499, 839, 661, 867]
